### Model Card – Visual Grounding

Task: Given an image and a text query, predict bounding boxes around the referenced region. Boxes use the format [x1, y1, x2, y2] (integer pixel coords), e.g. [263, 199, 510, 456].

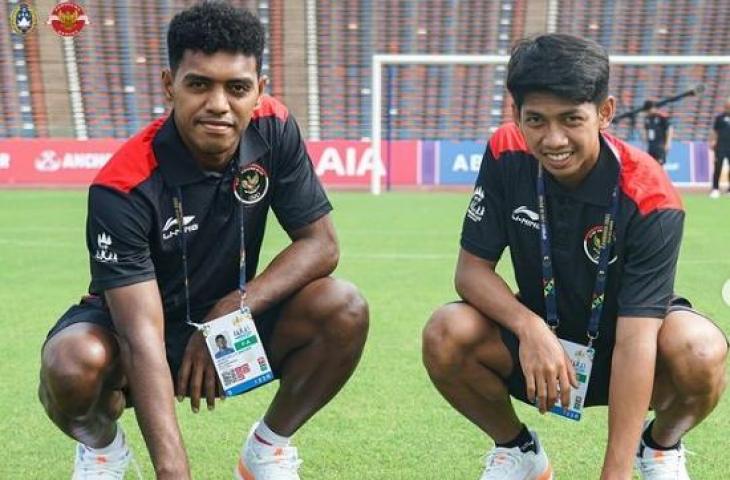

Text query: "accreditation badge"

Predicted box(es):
[549, 338, 594, 421]
[200, 308, 274, 396]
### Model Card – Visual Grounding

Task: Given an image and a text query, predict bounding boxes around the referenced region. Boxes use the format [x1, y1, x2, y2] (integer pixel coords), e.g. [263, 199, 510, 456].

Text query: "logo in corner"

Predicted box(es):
[466, 186, 485, 222]
[583, 225, 618, 265]
[94, 232, 118, 263]
[234, 164, 269, 205]
[47, 2, 89, 37]
[10, 3, 38, 35]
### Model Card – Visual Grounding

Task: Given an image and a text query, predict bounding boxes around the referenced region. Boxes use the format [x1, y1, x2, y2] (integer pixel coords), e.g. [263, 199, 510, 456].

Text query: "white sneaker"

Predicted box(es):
[479, 431, 553, 480]
[635, 422, 690, 480]
[72, 440, 132, 479]
[234, 422, 302, 480]
[710, 189, 720, 198]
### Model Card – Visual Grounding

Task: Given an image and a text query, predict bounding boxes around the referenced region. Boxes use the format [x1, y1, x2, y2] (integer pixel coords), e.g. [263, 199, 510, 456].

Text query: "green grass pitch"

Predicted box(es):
[0, 190, 728, 478]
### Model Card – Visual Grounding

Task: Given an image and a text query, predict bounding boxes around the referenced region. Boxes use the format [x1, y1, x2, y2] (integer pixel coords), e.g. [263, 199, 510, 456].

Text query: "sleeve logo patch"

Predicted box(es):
[466, 186, 486, 222]
[94, 232, 118, 263]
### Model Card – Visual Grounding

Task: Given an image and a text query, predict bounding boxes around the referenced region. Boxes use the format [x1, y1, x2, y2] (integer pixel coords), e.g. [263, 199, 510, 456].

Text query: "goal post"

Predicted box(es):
[370, 54, 730, 195]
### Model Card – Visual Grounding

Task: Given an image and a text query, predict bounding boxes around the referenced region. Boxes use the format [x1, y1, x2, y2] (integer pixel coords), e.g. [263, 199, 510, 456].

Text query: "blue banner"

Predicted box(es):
[437, 141, 485, 185]
[435, 140, 695, 186]
[628, 141, 692, 184]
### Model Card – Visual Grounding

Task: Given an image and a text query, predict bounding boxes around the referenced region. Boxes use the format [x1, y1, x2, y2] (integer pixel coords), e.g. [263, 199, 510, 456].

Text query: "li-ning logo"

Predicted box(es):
[162, 215, 198, 240]
[511, 206, 540, 230]
[466, 186, 486, 222]
[94, 232, 117, 263]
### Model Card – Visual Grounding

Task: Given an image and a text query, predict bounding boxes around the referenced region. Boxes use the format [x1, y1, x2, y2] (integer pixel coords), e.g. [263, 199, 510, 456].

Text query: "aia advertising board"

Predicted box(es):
[0, 139, 417, 188]
[0, 138, 714, 188]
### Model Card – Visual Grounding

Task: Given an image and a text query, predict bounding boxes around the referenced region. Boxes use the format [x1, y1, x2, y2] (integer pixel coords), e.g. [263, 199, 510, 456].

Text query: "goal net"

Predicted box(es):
[369, 54, 730, 194]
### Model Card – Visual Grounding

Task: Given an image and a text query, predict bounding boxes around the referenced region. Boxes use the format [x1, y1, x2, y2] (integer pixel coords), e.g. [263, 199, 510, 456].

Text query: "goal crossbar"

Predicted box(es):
[370, 54, 730, 194]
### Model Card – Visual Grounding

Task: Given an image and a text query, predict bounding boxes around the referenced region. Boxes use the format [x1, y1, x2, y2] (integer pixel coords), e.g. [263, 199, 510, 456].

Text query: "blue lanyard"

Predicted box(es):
[173, 185, 247, 327]
[536, 163, 619, 346]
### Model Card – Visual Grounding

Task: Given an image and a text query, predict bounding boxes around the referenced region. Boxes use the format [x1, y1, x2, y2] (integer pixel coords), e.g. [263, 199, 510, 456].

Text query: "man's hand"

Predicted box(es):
[176, 332, 223, 412]
[518, 321, 578, 413]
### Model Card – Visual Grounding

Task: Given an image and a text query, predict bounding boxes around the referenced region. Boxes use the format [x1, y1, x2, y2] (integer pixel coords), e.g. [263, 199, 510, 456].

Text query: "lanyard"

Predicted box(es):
[536, 163, 619, 346]
[172, 185, 247, 327]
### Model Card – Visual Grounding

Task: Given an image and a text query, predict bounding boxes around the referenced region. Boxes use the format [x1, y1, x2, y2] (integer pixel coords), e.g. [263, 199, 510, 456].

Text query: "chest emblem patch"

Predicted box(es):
[234, 164, 269, 205]
[583, 225, 618, 265]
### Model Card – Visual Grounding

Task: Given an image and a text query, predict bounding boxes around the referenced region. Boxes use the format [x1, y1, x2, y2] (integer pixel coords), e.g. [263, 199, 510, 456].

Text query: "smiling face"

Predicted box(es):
[162, 50, 266, 171]
[513, 92, 615, 188]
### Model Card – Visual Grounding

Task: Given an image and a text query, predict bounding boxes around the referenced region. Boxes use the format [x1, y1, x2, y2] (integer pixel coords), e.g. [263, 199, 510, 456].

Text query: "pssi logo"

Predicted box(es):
[583, 225, 618, 265]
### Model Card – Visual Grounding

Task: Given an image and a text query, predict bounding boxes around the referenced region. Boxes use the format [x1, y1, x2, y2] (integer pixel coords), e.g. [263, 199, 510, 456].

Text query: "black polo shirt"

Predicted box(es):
[644, 112, 671, 147]
[461, 123, 684, 355]
[86, 95, 332, 325]
[713, 113, 730, 152]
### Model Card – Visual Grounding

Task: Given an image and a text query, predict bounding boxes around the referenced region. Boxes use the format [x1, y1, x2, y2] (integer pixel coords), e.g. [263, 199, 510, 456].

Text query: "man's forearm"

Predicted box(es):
[208, 234, 337, 319]
[455, 251, 545, 338]
[601, 335, 658, 478]
[119, 339, 190, 478]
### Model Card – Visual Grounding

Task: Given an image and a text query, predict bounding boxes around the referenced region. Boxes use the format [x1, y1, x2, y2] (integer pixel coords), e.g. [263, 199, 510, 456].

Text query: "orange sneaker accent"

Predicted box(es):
[536, 463, 553, 480]
[237, 458, 256, 480]
[96, 456, 107, 465]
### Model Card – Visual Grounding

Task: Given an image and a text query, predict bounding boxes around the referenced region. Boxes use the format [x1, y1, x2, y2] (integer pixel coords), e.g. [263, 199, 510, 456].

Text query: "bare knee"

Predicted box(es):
[422, 303, 497, 381]
[39, 324, 119, 417]
[659, 315, 728, 396]
[318, 279, 369, 350]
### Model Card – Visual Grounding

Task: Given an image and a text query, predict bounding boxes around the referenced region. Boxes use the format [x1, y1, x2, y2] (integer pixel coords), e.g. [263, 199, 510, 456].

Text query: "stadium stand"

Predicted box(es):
[557, 0, 730, 141]
[1, 0, 728, 142]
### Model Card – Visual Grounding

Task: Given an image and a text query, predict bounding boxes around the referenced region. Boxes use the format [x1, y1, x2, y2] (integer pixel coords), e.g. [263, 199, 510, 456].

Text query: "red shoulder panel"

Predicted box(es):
[93, 117, 165, 193]
[252, 95, 289, 122]
[603, 132, 683, 215]
[488, 122, 529, 159]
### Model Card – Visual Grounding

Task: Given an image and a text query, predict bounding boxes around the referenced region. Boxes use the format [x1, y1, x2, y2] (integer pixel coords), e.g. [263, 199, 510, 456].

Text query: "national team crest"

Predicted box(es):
[9, 3, 38, 35]
[583, 225, 618, 265]
[47, 2, 89, 37]
[233, 164, 269, 205]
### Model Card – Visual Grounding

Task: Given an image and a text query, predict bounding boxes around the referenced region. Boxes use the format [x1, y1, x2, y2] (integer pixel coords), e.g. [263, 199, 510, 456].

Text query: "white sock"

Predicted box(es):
[253, 420, 290, 447]
[87, 424, 126, 455]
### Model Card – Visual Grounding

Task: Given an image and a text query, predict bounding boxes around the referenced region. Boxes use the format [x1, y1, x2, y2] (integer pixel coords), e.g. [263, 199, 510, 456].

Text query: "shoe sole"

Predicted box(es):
[235, 458, 256, 480]
[535, 463, 554, 480]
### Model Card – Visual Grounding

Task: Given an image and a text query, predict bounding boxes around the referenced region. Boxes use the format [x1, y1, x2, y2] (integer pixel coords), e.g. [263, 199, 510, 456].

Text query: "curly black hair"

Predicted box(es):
[167, 1, 265, 76]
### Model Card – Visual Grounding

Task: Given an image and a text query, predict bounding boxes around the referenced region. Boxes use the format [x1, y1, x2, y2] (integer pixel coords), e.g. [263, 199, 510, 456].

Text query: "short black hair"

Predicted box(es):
[215, 334, 226, 343]
[643, 99, 657, 110]
[167, 1, 265, 76]
[507, 33, 609, 110]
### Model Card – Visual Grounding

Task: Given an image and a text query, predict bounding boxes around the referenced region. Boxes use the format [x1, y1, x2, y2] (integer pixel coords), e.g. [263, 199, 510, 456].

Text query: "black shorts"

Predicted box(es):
[44, 295, 283, 384]
[499, 295, 709, 407]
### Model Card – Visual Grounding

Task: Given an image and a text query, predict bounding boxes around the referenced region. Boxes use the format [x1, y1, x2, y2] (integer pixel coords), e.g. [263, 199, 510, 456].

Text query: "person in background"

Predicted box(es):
[709, 98, 730, 198]
[643, 99, 673, 165]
